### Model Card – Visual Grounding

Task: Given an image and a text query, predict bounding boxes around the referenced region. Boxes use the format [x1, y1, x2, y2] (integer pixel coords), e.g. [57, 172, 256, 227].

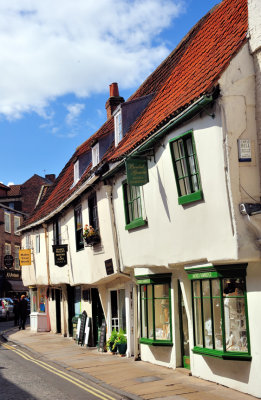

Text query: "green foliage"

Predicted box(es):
[112, 329, 127, 350]
[106, 329, 118, 350]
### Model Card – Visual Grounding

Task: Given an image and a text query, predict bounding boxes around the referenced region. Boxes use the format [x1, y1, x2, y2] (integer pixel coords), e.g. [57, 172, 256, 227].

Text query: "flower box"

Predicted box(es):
[84, 234, 100, 246]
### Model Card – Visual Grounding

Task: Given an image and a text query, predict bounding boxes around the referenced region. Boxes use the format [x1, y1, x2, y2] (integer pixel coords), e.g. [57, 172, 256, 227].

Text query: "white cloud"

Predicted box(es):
[0, 0, 184, 119]
[8, 182, 15, 186]
[65, 103, 85, 125]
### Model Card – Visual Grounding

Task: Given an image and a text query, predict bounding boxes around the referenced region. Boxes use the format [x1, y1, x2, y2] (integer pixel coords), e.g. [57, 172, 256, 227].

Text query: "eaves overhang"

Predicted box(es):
[18, 173, 99, 233]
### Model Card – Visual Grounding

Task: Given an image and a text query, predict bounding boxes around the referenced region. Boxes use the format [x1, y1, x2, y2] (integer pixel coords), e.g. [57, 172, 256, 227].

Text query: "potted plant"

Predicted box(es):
[83, 224, 100, 246]
[106, 329, 118, 354]
[114, 329, 127, 356]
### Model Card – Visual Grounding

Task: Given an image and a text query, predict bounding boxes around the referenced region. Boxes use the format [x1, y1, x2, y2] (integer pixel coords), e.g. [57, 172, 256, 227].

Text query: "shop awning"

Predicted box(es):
[8, 280, 28, 292]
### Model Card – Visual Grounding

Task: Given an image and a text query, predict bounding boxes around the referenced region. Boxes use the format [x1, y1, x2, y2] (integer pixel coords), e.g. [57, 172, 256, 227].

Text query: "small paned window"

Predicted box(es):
[74, 205, 84, 251]
[138, 276, 172, 346]
[114, 110, 123, 146]
[4, 212, 11, 233]
[5, 243, 11, 255]
[187, 264, 251, 360]
[122, 181, 146, 230]
[88, 193, 99, 232]
[53, 219, 61, 245]
[92, 143, 99, 167]
[169, 130, 203, 205]
[35, 235, 40, 253]
[74, 160, 79, 185]
[25, 235, 31, 249]
[14, 216, 21, 235]
[14, 245, 20, 270]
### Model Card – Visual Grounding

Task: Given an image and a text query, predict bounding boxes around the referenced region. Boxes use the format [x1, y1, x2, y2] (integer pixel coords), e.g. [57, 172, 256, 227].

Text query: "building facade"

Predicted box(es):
[19, 0, 261, 396]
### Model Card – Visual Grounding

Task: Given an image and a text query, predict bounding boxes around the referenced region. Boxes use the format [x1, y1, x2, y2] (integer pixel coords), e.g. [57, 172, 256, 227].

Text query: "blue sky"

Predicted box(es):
[0, 0, 219, 186]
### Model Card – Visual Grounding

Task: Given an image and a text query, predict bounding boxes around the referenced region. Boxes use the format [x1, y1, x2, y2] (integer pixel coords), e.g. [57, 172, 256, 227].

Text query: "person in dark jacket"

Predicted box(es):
[13, 298, 20, 326]
[19, 295, 28, 330]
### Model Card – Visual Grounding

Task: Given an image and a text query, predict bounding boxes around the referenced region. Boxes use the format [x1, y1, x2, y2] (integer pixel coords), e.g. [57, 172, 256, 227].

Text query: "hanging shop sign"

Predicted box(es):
[4, 255, 14, 269]
[19, 249, 31, 266]
[52, 245, 68, 267]
[126, 158, 149, 186]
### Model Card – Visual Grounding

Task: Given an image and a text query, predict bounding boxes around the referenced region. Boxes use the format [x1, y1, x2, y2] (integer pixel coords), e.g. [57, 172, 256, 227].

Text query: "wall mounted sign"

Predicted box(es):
[19, 249, 31, 266]
[5, 270, 21, 280]
[126, 158, 149, 186]
[238, 139, 252, 162]
[4, 255, 13, 269]
[105, 258, 114, 275]
[98, 319, 106, 352]
[52, 244, 68, 267]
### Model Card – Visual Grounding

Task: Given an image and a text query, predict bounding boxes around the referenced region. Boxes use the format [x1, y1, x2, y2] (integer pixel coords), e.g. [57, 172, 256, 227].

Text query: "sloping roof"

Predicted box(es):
[108, 0, 247, 161]
[0, 183, 10, 191]
[8, 185, 21, 197]
[22, 0, 248, 229]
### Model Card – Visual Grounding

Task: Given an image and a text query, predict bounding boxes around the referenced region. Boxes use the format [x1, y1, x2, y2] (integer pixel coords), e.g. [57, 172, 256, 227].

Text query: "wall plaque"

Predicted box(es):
[105, 259, 114, 275]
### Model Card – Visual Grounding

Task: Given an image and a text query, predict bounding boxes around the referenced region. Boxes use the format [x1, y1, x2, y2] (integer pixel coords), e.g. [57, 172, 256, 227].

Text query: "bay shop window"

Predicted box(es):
[186, 264, 251, 360]
[137, 275, 172, 346]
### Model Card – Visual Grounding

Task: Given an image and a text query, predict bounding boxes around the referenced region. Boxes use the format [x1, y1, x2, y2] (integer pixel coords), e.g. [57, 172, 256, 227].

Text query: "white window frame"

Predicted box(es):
[15, 245, 20, 270]
[4, 212, 11, 233]
[14, 215, 21, 235]
[114, 109, 123, 146]
[5, 242, 11, 255]
[92, 143, 99, 167]
[74, 159, 80, 185]
[25, 235, 31, 249]
[35, 234, 40, 253]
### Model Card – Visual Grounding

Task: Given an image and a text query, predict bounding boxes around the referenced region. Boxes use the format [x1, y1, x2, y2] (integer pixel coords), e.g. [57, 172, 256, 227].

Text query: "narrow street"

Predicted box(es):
[0, 321, 125, 400]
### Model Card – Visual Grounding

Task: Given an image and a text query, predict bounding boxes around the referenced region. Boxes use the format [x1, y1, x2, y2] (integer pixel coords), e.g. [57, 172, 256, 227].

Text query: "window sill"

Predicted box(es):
[140, 338, 173, 346]
[192, 347, 251, 361]
[178, 190, 203, 205]
[125, 218, 147, 231]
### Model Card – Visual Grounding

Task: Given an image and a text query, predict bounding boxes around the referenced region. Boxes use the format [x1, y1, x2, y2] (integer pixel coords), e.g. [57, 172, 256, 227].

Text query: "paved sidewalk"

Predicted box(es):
[1, 327, 257, 400]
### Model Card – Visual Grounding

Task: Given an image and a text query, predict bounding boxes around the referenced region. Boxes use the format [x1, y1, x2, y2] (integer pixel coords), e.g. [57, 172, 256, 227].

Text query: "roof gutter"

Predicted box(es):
[102, 94, 213, 180]
[18, 173, 99, 233]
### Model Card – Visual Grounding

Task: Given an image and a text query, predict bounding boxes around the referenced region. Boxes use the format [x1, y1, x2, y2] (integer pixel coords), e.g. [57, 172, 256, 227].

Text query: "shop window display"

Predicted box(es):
[188, 264, 251, 360]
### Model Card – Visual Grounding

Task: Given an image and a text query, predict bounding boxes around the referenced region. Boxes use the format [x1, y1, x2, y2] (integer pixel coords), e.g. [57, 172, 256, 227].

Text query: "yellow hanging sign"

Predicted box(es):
[19, 249, 31, 266]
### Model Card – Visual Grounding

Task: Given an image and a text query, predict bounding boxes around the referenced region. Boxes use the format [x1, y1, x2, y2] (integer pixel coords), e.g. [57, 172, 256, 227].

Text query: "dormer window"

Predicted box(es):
[74, 159, 79, 185]
[92, 142, 99, 167]
[114, 109, 122, 146]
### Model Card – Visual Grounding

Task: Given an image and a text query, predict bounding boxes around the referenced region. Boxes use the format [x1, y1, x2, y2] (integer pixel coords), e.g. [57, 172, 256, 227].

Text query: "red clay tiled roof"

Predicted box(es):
[22, 0, 247, 228]
[108, 0, 247, 161]
[7, 185, 21, 196]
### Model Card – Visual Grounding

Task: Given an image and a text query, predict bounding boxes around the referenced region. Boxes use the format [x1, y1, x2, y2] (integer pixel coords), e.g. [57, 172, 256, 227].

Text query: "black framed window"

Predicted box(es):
[74, 205, 84, 251]
[88, 193, 99, 232]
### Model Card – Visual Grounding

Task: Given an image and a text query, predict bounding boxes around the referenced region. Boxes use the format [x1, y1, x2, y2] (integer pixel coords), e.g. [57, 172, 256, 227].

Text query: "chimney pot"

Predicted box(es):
[110, 82, 119, 97]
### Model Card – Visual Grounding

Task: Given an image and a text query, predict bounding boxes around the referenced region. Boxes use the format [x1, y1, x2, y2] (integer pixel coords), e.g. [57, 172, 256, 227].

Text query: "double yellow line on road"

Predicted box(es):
[1, 342, 117, 400]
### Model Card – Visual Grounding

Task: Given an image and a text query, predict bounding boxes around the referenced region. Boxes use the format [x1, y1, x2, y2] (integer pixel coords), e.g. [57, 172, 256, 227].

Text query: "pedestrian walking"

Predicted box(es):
[18, 295, 28, 330]
[13, 298, 20, 326]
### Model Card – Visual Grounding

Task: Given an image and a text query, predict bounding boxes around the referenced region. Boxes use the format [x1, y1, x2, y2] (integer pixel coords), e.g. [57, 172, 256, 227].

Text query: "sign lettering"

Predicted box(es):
[126, 158, 149, 186]
[52, 245, 68, 267]
[19, 249, 31, 266]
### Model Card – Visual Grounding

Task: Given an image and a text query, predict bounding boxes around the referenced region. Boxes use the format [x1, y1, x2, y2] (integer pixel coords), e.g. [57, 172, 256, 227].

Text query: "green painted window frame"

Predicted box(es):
[137, 275, 173, 346]
[122, 180, 146, 230]
[169, 130, 203, 205]
[186, 264, 251, 361]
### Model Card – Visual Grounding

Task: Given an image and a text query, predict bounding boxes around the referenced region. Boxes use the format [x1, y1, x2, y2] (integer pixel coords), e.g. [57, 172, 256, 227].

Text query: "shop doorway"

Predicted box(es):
[67, 285, 81, 337]
[91, 288, 104, 346]
[178, 281, 190, 370]
[55, 289, 61, 334]
[110, 289, 126, 332]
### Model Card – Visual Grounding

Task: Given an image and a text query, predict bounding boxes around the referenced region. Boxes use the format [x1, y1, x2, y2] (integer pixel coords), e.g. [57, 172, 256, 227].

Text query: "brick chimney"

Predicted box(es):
[45, 174, 56, 183]
[105, 83, 124, 120]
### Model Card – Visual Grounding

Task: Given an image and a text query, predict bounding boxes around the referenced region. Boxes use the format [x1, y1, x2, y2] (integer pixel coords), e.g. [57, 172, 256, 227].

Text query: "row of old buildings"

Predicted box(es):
[18, 0, 261, 397]
[0, 174, 55, 297]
